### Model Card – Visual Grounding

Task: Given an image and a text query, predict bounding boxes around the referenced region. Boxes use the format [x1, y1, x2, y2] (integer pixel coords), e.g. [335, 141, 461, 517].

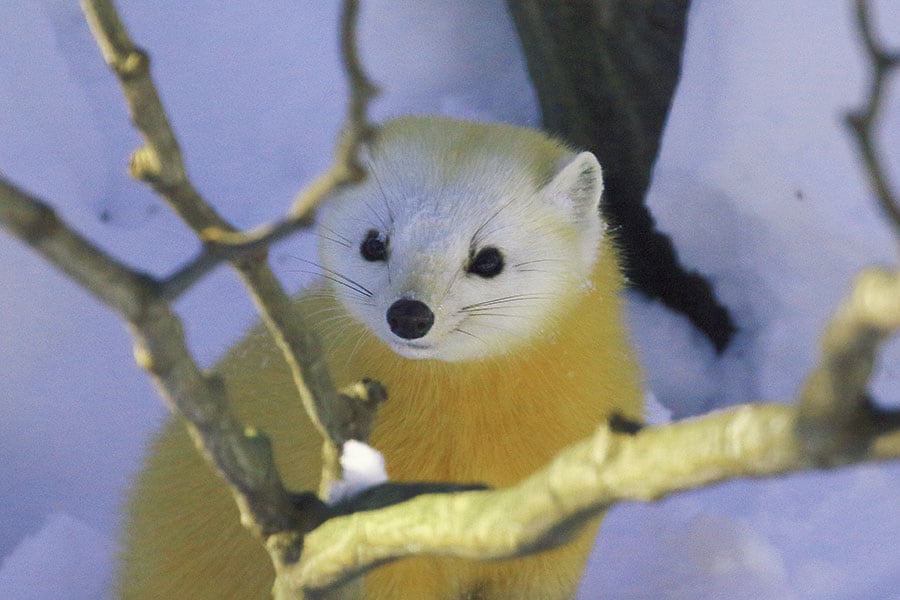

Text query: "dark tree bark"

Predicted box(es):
[506, 0, 736, 353]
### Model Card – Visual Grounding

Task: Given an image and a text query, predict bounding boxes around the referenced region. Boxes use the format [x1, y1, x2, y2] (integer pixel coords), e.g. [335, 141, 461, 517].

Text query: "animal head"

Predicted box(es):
[315, 116, 606, 362]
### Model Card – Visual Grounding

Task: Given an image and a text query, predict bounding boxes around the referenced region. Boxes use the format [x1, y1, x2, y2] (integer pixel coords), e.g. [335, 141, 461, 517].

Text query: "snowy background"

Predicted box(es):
[1, 0, 899, 598]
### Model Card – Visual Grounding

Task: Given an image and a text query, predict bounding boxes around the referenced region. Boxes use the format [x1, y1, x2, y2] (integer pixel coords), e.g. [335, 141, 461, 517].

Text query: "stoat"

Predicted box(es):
[120, 116, 643, 600]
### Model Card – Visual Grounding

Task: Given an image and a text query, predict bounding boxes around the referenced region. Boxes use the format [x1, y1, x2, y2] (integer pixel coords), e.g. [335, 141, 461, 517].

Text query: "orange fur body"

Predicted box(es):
[120, 241, 641, 599]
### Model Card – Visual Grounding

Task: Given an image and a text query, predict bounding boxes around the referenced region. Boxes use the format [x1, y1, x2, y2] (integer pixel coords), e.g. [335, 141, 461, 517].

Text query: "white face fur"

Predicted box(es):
[315, 121, 605, 362]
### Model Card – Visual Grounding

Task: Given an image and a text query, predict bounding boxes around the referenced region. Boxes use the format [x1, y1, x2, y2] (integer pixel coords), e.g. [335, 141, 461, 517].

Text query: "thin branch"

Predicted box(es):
[127, 308, 328, 539]
[80, 0, 229, 234]
[0, 176, 156, 321]
[289, 0, 379, 219]
[77, 0, 384, 582]
[233, 261, 385, 458]
[95, 0, 381, 308]
[340, 0, 379, 131]
[158, 245, 223, 301]
[159, 213, 315, 302]
[845, 0, 900, 239]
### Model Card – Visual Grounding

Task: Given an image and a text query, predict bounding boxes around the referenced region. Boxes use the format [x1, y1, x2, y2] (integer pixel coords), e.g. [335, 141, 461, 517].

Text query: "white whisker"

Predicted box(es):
[460, 294, 551, 311]
[452, 327, 490, 348]
[458, 311, 530, 319]
[512, 258, 565, 268]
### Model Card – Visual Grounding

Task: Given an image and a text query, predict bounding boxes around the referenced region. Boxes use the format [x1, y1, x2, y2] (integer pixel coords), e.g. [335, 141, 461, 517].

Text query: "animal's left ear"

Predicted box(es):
[543, 151, 604, 224]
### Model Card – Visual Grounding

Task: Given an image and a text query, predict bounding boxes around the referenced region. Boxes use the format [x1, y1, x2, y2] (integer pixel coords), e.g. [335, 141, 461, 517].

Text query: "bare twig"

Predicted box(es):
[95, 0, 380, 312]
[2, 3, 383, 568]
[80, 0, 384, 582]
[157, 217, 314, 301]
[0, 176, 156, 321]
[78, 0, 381, 490]
[290, 0, 379, 219]
[80, 0, 229, 234]
[796, 0, 900, 461]
[845, 0, 900, 238]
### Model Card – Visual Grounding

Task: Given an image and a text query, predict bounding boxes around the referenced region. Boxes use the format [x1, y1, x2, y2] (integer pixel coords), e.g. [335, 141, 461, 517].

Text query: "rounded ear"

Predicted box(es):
[543, 151, 604, 224]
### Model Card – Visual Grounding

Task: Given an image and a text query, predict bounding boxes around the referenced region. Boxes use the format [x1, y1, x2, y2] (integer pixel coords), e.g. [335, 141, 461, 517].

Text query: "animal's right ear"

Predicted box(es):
[543, 151, 604, 225]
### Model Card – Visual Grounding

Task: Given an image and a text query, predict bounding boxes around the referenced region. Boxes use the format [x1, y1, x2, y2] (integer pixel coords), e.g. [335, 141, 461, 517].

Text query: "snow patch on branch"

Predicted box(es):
[327, 439, 389, 504]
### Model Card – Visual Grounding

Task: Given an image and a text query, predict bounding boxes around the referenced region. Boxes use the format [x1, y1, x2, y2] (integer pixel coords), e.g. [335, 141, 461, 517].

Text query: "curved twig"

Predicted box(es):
[797, 268, 900, 462]
[845, 0, 900, 238]
[290, 0, 379, 218]
[78, 0, 379, 466]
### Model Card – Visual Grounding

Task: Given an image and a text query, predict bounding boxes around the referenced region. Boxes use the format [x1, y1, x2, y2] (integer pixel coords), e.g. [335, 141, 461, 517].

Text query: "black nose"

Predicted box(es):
[386, 299, 435, 340]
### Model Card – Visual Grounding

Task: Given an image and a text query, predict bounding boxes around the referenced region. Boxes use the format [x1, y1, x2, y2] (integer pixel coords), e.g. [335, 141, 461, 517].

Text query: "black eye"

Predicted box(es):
[467, 247, 504, 278]
[360, 230, 388, 262]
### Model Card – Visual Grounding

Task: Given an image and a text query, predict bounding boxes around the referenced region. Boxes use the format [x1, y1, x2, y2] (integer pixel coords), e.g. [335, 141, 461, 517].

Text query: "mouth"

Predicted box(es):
[390, 339, 436, 359]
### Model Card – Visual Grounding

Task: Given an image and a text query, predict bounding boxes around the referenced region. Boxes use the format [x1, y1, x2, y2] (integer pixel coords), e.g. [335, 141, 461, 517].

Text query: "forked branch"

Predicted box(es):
[0, 176, 317, 540]
[845, 0, 900, 238]
[78, 0, 382, 490]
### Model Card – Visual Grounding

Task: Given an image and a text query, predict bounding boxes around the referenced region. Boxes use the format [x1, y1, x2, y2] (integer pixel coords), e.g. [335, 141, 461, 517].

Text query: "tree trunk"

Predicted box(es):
[506, 0, 736, 353]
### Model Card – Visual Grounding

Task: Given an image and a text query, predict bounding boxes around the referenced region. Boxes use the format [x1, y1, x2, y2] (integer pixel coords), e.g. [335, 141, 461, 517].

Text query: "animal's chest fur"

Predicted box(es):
[330, 250, 641, 487]
[368, 352, 605, 487]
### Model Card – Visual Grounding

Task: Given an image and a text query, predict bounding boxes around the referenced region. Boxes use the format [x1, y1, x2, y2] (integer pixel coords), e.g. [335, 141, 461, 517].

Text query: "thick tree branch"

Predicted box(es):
[294, 403, 900, 595]
[279, 257, 900, 595]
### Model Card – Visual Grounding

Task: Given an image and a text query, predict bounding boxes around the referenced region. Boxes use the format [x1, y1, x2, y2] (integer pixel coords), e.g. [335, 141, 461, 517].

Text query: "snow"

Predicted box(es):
[0, 512, 113, 600]
[1, 0, 898, 598]
[583, 465, 900, 600]
[328, 440, 389, 504]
